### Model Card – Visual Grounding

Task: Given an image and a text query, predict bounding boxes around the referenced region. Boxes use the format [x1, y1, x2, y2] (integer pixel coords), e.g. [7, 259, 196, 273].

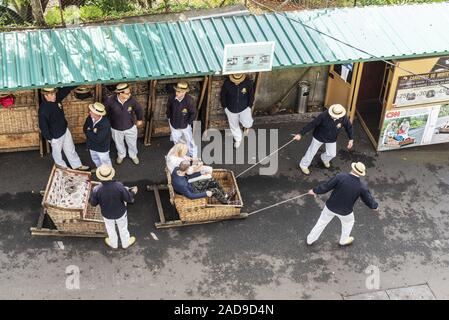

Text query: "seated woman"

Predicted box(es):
[171, 160, 237, 204]
[166, 143, 213, 175]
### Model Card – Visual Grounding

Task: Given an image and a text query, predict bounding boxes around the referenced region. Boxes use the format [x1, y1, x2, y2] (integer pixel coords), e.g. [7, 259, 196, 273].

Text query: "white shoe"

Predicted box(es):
[234, 141, 241, 148]
[299, 165, 310, 175]
[340, 236, 354, 246]
[322, 160, 330, 168]
[243, 128, 250, 136]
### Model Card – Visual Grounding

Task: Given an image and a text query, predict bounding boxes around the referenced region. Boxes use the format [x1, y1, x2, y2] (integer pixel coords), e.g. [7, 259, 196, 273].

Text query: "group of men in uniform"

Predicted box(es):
[38, 74, 378, 249]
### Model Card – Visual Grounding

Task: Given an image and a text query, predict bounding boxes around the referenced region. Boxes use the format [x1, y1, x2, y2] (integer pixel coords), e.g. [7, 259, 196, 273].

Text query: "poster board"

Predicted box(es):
[222, 42, 275, 75]
[378, 104, 449, 151]
[393, 56, 449, 107]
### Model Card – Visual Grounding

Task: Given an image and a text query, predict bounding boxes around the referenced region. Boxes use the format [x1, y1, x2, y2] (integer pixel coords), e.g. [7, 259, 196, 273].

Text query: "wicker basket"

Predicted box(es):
[166, 168, 243, 222]
[42, 166, 106, 234]
[0, 90, 40, 152]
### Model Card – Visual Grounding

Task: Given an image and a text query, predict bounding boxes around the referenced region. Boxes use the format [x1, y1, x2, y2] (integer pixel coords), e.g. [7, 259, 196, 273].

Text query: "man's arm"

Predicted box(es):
[86, 120, 110, 144]
[182, 187, 207, 200]
[247, 79, 255, 107]
[299, 113, 323, 136]
[220, 81, 228, 109]
[343, 116, 354, 141]
[187, 97, 196, 126]
[131, 97, 144, 121]
[56, 86, 76, 102]
[360, 187, 378, 210]
[38, 110, 52, 141]
[313, 175, 340, 195]
[166, 96, 172, 119]
[120, 183, 135, 203]
[89, 185, 100, 206]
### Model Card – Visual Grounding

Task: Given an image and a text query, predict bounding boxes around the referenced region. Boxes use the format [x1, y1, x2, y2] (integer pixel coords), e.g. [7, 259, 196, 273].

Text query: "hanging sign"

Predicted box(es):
[222, 41, 275, 75]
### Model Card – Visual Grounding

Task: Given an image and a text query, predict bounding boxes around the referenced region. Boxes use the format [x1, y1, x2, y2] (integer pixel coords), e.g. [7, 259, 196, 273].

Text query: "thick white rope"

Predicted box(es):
[235, 138, 296, 178]
[247, 192, 309, 216]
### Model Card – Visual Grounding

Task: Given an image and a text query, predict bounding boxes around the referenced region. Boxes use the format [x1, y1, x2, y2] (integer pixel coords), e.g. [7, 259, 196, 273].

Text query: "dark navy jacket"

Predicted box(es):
[313, 173, 378, 215]
[299, 111, 354, 143]
[220, 77, 255, 114]
[171, 168, 207, 199]
[83, 116, 111, 153]
[166, 95, 196, 129]
[89, 181, 135, 220]
[104, 95, 143, 131]
[38, 86, 76, 141]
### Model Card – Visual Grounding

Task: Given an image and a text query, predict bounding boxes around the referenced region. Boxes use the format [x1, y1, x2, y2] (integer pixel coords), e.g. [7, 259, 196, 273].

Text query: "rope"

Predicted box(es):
[235, 138, 296, 178]
[247, 192, 309, 216]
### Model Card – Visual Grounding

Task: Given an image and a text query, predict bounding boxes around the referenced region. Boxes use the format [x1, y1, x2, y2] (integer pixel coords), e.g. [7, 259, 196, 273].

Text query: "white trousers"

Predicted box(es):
[50, 128, 82, 169]
[224, 107, 254, 142]
[307, 206, 355, 245]
[89, 150, 112, 168]
[169, 121, 198, 158]
[103, 212, 131, 249]
[111, 125, 138, 159]
[300, 137, 337, 168]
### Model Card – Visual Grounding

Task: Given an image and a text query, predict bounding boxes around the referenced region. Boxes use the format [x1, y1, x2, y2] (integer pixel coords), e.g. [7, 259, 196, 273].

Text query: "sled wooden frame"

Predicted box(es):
[146, 184, 248, 229]
[30, 207, 107, 237]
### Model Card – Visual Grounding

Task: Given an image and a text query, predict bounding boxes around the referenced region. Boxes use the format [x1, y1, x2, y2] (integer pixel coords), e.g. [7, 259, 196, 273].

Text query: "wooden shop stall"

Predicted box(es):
[325, 55, 449, 151]
[0, 89, 42, 155]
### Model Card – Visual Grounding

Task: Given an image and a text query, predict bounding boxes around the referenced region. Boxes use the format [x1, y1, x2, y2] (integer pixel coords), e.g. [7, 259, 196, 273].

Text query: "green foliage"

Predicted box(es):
[86, 0, 134, 13]
[438, 104, 449, 117]
[63, 5, 81, 24]
[44, 6, 62, 26]
[80, 5, 103, 21]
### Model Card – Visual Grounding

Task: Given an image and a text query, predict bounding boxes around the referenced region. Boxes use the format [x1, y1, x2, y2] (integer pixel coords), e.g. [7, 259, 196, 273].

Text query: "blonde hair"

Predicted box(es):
[168, 143, 188, 158]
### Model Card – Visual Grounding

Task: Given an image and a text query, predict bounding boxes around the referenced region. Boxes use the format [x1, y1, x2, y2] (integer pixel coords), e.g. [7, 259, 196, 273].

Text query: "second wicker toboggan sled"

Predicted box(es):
[147, 168, 247, 228]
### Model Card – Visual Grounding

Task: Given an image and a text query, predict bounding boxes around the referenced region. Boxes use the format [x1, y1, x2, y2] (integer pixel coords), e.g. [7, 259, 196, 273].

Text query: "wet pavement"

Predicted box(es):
[1, 120, 449, 299]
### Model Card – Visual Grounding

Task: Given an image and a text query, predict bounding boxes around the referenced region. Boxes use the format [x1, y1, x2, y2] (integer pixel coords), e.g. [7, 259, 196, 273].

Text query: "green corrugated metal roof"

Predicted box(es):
[1, 2, 449, 91]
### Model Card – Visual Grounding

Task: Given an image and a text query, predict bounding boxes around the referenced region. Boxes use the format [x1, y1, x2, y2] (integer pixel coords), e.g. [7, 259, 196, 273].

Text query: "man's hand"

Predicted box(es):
[136, 120, 143, 127]
[293, 134, 302, 141]
[307, 189, 316, 197]
[206, 191, 213, 197]
[373, 207, 379, 212]
[130, 186, 138, 194]
[347, 139, 354, 149]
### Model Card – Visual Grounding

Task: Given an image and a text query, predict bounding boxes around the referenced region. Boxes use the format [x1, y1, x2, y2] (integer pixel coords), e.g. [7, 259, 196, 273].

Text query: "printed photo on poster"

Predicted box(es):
[431, 104, 449, 144]
[378, 108, 430, 151]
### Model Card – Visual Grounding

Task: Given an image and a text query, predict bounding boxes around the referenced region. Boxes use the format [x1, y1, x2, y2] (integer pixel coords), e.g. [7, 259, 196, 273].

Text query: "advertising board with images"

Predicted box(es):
[378, 104, 449, 151]
[222, 41, 275, 75]
[394, 56, 449, 107]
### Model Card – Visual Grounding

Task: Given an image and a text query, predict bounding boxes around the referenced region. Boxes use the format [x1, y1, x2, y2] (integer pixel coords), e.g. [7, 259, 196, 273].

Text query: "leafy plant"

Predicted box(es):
[63, 5, 80, 24]
[80, 4, 103, 21]
[44, 5, 62, 26]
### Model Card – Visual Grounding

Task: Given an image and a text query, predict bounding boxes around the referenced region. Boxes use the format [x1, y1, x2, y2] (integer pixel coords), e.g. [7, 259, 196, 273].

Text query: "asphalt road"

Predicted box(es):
[1, 120, 449, 299]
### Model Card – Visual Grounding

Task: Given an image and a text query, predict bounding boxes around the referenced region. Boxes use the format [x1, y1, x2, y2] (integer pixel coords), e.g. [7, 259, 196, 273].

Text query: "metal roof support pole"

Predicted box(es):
[251, 72, 263, 115]
[143, 80, 152, 146]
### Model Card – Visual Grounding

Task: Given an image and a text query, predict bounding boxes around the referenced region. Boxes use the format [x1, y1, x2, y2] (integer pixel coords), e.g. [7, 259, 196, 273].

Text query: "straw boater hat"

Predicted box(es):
[89, 102, 106, 116]
[114, 83, 130, 93]
[173, 81, 190, 92]
[96, 165, 116, 181]
[351, 162, 366, 176]
[41, 87, 57, 95]
[328, 104, 346, 119]
[0, 92, 10, 98]
[229, 73, 246, 85]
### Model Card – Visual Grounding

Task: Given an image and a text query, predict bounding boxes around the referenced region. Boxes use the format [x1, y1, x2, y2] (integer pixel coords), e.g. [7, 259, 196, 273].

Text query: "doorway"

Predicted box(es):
[354, 61, 389, 148]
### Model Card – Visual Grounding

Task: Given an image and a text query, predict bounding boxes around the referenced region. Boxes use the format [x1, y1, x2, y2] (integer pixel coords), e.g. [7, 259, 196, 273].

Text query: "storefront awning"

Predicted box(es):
[1, 2, 449, 91]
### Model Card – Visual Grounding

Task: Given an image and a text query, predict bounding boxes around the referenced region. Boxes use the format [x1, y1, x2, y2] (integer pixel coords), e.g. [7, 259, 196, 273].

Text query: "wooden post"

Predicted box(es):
[144, 80, 157, 146]
[96, 83, 102, 102]
[35, 89, 44, 157]
[251, 72, 263, 115]
[204, 75, 213, 131]
[144, 80, 153, 146]
[195, 75, 209, 121]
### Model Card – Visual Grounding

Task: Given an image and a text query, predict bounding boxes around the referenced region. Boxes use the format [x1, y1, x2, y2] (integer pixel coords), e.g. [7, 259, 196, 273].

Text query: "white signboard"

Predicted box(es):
[222, 41, 275, 75]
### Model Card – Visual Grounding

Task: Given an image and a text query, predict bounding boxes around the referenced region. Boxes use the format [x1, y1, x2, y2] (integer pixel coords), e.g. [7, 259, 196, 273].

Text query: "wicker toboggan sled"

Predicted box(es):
[30, 166, 107, 237]
[147, 168, 247, 228]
